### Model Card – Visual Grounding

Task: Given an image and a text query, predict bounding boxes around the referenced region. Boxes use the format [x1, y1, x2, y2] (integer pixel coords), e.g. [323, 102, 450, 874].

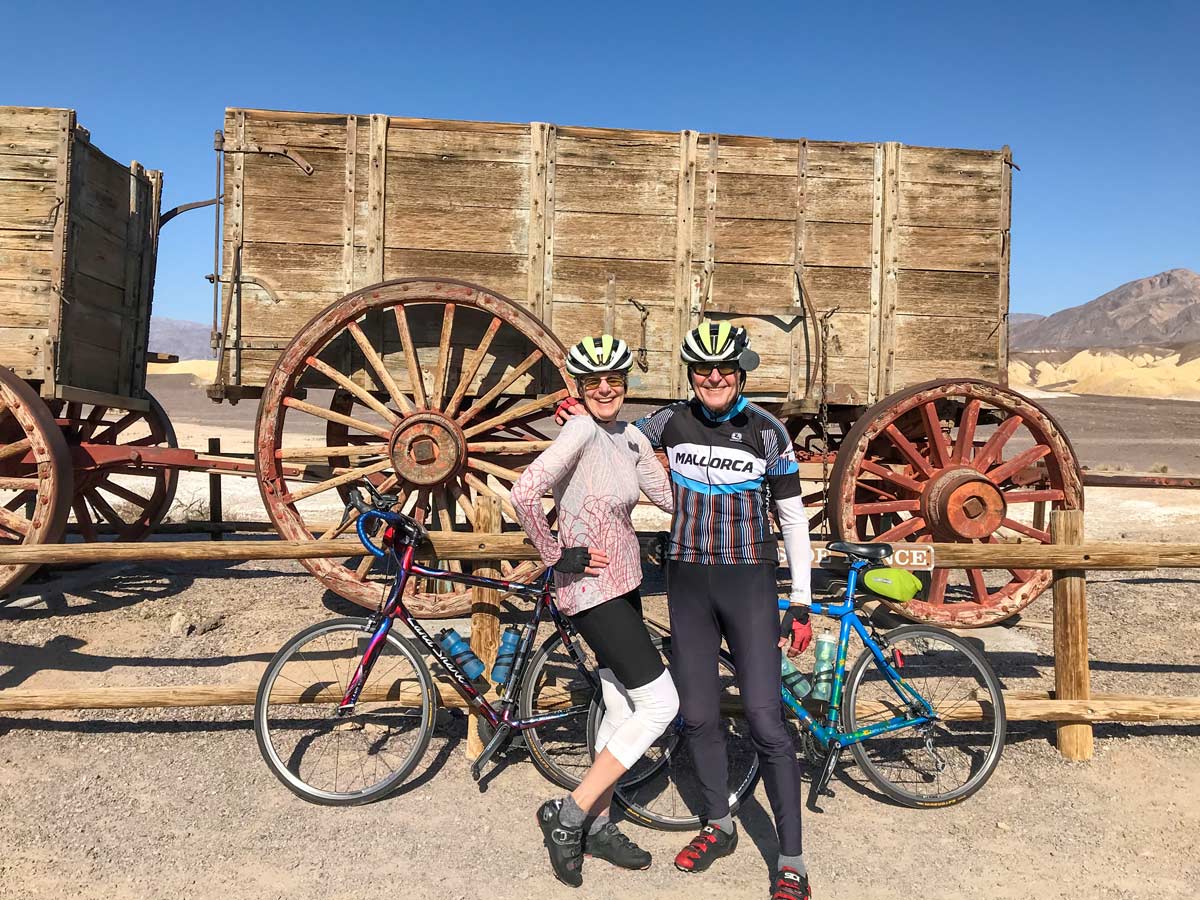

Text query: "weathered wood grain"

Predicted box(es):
[898, 180, 1003, 229]
[895, 225, 1002, 272]
[899, 146, 1003, 185]
[895, 269, 1001, 317]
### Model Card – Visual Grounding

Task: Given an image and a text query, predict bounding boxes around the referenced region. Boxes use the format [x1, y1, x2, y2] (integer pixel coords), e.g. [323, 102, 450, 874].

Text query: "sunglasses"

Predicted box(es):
[689, 363, 740, 377]
[580, 373, 627, 391]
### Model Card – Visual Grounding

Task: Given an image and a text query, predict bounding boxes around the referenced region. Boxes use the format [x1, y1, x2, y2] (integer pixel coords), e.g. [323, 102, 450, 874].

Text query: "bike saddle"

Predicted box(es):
[826, 541, 892, 561]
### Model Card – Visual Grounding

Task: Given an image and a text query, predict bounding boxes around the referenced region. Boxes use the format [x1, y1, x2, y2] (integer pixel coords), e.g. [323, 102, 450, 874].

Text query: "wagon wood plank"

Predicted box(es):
[672, 130, 698, 396]
[342, 115, 357, 293]
[541, 125, 557, 331]
[789, 139, 808, 400]
[998, 146, 1013, 382]
[527, 122, 549, 322]
[45, 109, 73, 393]
[866, 144, 884, 404]
[895, 225, 1003, 272]
[878, 143, 901, 396]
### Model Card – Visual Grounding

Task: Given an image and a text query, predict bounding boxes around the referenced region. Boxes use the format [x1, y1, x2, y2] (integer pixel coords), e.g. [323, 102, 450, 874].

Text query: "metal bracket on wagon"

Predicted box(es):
[223, 144, 314, 175]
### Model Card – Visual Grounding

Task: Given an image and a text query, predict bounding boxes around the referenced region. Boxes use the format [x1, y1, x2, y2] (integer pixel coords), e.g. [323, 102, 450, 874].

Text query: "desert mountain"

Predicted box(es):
[1011, 269, 1200, 350]
[149, 316, 211, 361]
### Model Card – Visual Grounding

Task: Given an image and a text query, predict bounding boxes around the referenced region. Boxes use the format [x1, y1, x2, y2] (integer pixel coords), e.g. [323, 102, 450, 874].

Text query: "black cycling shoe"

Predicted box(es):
[536, 799, 584, 887]
[771, 866, 812, 899]
[674, 823, 738, 873]
[584, 822, 652, 870]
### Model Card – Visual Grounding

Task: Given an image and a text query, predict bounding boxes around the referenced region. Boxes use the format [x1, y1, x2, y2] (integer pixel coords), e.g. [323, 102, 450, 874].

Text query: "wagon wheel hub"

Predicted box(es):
[388, 412, 466, 487]
[921, 466, 1007, 540]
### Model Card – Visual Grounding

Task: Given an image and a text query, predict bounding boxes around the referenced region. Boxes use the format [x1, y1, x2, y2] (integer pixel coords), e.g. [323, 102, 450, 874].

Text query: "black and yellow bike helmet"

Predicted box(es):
[565, 334, 634, 377]
[680, 320, 760, 371]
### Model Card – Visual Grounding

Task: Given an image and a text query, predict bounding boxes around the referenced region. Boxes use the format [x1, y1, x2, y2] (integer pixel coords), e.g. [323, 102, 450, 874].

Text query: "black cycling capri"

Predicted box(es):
[567, 589, 663, 690]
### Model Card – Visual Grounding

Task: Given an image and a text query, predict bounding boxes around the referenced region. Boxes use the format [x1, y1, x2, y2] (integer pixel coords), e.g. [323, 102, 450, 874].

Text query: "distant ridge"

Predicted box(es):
[149, 316, 211, 361]
[1011, 269, 1200, 350]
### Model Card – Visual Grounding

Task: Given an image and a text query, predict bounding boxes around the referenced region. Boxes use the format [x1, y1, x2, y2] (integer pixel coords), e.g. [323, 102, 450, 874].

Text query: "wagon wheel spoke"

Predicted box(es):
[872, 515, 927, 543]
[282, 396, 392, 440]
[392, 305, 428, 409]
[77, 404, 106, 441]
[96, 479, 154, 510]
[985, 444, 1051, 486]
[858, 459, 925, 494]
[1004, 488, 1064, 504]
[952, 399, 980, 464]
[433, 489, 463, 575]
[920, 401, 951, 469]
[287, 458, 394, 504]
[428, 303, 456, 412]
[924, 569, 950, 605]
[852, 499, 921, 516]
[972, 414, 1023, 473]
[0, 438, 32, 464]
[72, 498, 98, 542]
[93, 410, 143, 445]
[456, 350, 546, 428]
[0, 505, 32, 540]
[467, 440, 552, 454]
[305, 355, 402, 426]
[463, 472, 519, 522]
[85, 489, 129, 530]
[276, 443, 390, 461]
[881, 424, 934, 478]
[347, 321, 415, 415]
[965, 567, 991, 603]
[462, 390, 570, 440]
[999, 517, 1050, 543]
[445, 316, 502, 419]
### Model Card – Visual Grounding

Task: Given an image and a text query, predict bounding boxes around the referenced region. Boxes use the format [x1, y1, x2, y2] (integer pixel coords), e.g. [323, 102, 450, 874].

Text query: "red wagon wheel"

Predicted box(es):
[256, 279, 572, 617]
[48, 393, 178, 541]
[828, 379, 1082, 627]
[0, 367, 73, 598]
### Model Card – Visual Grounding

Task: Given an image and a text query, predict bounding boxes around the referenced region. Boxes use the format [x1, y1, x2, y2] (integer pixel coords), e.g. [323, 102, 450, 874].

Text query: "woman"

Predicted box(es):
[511, 335, 678, 888]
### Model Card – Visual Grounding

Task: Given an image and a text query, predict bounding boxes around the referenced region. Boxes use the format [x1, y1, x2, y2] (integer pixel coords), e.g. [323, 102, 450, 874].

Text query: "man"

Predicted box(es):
[561, 320, 815, 900]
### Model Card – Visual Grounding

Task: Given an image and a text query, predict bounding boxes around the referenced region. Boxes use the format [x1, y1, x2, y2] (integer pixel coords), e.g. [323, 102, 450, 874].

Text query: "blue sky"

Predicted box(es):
[5, 0, 1197, 322]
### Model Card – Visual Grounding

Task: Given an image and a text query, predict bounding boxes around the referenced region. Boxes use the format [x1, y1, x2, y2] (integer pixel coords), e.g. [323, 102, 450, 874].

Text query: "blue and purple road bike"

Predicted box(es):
[254, 481, 612, 805]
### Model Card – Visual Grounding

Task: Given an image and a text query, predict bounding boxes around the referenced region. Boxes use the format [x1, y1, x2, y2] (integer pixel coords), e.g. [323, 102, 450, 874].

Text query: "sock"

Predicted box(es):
[559, 795, 587, 829]
[587, 812, 610, 835]
[778, 853, 807, 877]
[709, 814, 735, 835]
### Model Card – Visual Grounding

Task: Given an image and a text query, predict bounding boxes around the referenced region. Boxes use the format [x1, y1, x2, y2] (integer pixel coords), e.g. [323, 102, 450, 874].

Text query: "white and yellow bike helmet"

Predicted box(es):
[566, 334, 634, 377]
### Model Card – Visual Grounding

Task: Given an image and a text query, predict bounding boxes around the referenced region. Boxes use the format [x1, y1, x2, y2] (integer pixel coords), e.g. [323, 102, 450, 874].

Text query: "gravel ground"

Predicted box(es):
[2, 549, 1198, 900]
[2, 387, 1199, 899]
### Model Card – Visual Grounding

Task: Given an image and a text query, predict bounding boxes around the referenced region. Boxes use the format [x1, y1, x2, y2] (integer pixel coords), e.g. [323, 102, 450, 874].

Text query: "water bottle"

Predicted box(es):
[781, 652, 812, 700]
[811, 632, 838, 702]
[490, 627, 521, 685]
[436, 628, 485, 681]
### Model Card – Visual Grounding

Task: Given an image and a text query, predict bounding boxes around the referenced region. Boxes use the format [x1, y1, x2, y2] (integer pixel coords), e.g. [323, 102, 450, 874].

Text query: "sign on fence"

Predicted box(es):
[812, 545, 935, 571]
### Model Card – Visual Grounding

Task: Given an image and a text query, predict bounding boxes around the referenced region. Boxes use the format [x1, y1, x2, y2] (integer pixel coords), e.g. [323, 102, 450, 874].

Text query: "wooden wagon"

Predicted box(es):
[0, 106, 179, 596]
[207, 107, 1082, 627]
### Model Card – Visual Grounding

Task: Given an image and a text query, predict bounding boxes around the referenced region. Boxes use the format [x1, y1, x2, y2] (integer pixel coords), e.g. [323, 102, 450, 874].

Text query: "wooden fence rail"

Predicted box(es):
[1, 537, 1198, 569]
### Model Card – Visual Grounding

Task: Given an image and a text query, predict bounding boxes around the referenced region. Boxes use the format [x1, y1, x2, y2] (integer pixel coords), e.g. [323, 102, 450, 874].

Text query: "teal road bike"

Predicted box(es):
[606, 541, 1007, 827]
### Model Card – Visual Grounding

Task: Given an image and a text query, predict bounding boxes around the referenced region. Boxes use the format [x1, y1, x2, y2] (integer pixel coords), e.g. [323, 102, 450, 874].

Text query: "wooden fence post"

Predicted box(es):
[207, 437, 223, 541]
[1051, 508, 1093, 760]
[466, 495, 502, 758]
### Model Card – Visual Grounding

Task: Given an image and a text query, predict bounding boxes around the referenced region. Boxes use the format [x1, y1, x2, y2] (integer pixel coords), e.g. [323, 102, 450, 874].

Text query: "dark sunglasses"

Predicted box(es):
[689, 362, 739, 377]
[579, 373, 627, 391]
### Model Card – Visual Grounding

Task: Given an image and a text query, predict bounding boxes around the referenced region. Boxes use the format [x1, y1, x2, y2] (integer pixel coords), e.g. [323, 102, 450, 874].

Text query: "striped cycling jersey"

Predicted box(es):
[634, 396, 803, 565]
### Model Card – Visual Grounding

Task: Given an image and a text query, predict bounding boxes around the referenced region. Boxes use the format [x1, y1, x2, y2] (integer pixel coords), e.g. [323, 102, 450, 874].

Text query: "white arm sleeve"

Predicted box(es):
[774, 494, 811, 606]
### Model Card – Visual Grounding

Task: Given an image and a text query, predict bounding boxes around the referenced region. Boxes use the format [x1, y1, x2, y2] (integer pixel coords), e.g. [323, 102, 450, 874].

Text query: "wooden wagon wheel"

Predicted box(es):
[47, 393, 179, 542]
[0, 367, 73, 597]
[828, 379, 1082, 627]
[256, 278, 572, 617]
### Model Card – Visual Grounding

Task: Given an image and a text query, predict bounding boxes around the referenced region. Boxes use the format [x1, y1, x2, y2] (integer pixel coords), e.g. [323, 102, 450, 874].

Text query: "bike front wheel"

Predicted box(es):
[843, 625, 1006, 808]
[254, 617, 438, 805]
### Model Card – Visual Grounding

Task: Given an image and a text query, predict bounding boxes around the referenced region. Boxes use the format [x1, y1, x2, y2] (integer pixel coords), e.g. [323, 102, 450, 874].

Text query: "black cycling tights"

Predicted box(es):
[666, 561, 803, 855]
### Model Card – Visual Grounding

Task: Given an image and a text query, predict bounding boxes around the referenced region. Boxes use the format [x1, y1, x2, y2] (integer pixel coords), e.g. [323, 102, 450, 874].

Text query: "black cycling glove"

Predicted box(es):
[556, 547, 592, 574]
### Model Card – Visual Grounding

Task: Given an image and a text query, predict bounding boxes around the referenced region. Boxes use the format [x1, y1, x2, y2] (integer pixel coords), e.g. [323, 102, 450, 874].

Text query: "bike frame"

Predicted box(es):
[339, 539, 598, 731]
[781, 559, 937, 749]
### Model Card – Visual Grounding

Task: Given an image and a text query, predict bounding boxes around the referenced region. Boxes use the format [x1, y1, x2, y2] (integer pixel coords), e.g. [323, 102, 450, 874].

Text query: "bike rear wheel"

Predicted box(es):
[843, 625, 1006, 807]
[254, 617, 437, 805]
[598, 637, 761, 831]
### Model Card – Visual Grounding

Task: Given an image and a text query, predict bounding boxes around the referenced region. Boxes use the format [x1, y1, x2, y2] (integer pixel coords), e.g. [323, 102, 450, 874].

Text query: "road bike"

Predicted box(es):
[252, 481, 756, 807]
[610, 541, 1007, 826]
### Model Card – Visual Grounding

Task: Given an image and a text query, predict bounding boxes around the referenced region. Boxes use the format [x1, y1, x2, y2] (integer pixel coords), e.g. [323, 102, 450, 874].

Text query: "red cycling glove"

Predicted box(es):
[781, 607, 813, 656]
